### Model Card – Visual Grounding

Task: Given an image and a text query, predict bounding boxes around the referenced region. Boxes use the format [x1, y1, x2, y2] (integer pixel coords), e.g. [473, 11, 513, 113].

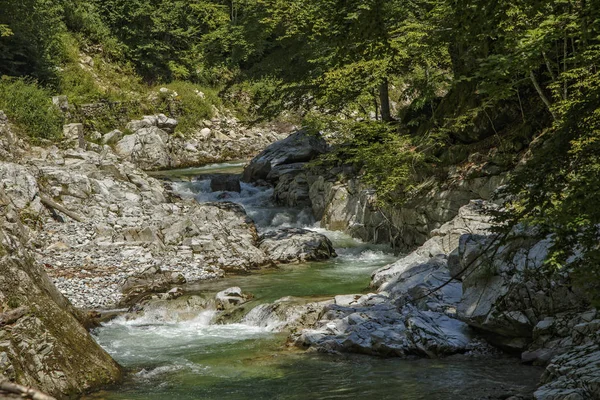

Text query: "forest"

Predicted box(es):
[1, 0, 599, 297]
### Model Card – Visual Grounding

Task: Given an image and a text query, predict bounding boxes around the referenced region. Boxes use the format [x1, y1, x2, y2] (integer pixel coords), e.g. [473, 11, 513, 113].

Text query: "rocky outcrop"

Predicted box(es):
[242, 129, 328, 184]
[293, 201, 494, 358]
[0, 188, 121, 398]
[455, 231, 585, 351]
[215, 287, 250, 310]
[258, 228, 336, 263]
[168, 116, 290, 169]
[0, 124, 273, 308]
[306, 172, 505, 253]
[108, 112, 290, 171]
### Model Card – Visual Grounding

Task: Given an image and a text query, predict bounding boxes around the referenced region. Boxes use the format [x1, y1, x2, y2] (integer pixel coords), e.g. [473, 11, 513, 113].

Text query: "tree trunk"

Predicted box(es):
[379, 78, 392, 122]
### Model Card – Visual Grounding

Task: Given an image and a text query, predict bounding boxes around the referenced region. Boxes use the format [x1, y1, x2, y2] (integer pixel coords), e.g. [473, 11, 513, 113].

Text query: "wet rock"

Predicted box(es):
[259, 228, 336, 263]
[215, 287, 249, 310]
[210, 174, 241, 192]
[242, 129, 328, 183]
[242, 296, 332, 332]
[120, 267, 186, 306]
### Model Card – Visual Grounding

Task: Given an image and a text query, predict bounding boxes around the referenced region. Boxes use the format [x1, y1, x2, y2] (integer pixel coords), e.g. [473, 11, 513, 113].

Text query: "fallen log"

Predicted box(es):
[39, 195, 83, 223]
[0, 380, 56, 400]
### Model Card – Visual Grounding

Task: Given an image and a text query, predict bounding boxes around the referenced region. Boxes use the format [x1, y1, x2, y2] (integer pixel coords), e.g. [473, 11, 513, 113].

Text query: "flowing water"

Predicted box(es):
[89, 164, 542, 399]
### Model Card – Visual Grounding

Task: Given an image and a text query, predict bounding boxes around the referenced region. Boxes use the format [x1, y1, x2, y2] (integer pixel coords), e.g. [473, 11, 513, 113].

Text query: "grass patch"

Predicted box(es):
[158, 81, 221, 134]
[0, 77, 63, 140]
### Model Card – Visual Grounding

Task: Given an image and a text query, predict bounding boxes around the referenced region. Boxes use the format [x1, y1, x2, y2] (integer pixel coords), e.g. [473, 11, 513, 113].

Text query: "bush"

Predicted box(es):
[0, 77, 63, 140]
[158, 81, 221, 133]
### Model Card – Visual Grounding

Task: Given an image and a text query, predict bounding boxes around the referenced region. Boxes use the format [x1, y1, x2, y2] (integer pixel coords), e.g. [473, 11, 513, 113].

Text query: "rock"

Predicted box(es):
[241, 296, 332, 332]
[114, 126, 171, 170]
[215, 287, 249, 310]
[0, 187, 121, 397]
[102, 129, 124, 145]
[156, 114, 178, 133]
[120, 267, 186, 306]
[210, 174, 241, 192]
[456, 231, 585, 350]
[242, 129, 328, 183]
[259, 228, 336, 263]
[63, 123, 85, 148]
[199, 128, 212, 140]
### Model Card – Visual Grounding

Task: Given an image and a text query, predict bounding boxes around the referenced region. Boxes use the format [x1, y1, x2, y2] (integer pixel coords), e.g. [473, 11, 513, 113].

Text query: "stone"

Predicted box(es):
[259, 228, 336, 263]
[156, 113, 178, 133]
[114, 126, 171, 170]
[0, 187, 121, 397]
[52, 95, 69, 112]
[215, 287, 249, 310]
[199, 128, 212, 140]
[210, 174, 241, 192]
[63, 123, 85, 148]
[102, 129, 124, 145]
[242, 129, 328, 183]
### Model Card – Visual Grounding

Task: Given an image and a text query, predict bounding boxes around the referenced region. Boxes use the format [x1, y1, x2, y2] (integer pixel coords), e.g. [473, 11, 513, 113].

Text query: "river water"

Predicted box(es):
[88, 163, 542, 399]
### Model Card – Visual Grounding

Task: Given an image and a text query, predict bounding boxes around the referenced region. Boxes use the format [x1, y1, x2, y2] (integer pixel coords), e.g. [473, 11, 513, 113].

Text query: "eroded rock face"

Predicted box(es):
[242, 129, 328, 184]
[291, 201, 495, 358]
[0, 188, 121, 398]
[456, 232, 585, 351]
[258, 228, 336, 263]
[0, 129, 271, 308]
[114, 126, 171, 170]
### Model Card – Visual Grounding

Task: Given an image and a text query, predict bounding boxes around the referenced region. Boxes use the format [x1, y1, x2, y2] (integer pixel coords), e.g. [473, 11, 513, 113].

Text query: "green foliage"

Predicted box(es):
[158, 81, 220, 133]
[0, 0, 65, 81]
[307, 116, 430, 205]
[0, 77, 63, 140]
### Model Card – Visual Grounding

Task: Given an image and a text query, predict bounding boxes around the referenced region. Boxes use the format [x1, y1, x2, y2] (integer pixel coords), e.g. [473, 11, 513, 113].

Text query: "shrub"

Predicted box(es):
[0, 77, 63, 140]
[158, 81, 221, 133]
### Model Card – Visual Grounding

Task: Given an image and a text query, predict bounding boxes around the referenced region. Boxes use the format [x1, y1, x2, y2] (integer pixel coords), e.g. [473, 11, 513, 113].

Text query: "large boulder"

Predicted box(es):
[0, 188, 121, 397]
[456, 232, 585, 350]
[114, 126, 171, 170]
[258, 228, 336, 263]
[294, 295, 473, 358]
[242, 129, 328, 184]
[210, 174, 241, 193]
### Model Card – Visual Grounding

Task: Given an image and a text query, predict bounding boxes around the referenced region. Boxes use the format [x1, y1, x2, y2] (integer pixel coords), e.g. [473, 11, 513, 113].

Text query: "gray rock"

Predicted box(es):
[210, 174, 241, 192]
[0, 187, 121, 397]
[242, 129, 328, 183]
[102, 129, 124, 145]
[215, 287, 249, 310]
[114, 126, 171, 170]
[259, 228, 336, 263]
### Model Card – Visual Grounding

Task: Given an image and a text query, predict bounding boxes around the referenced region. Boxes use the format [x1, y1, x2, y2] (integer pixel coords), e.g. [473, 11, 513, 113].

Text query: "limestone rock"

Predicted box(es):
[102, 129, 124, 145]
[215, 287, 249, 310]
[0, 188, 121, 397]
[258, 228, 336, 263]
[242, 129, 328, 183]
[114, 126, 171, 170]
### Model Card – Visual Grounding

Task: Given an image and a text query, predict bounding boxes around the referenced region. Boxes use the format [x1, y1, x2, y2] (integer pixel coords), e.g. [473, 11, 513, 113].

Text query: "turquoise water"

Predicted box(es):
[89, 166, 542, 399]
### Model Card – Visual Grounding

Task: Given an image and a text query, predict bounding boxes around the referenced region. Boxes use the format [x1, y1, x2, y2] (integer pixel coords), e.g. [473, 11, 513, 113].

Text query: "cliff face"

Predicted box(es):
[0, 171, 121, 396]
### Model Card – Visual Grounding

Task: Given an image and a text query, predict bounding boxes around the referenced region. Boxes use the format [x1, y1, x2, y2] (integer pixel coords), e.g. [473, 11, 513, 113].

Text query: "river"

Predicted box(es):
[87, 163, 542, 399]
